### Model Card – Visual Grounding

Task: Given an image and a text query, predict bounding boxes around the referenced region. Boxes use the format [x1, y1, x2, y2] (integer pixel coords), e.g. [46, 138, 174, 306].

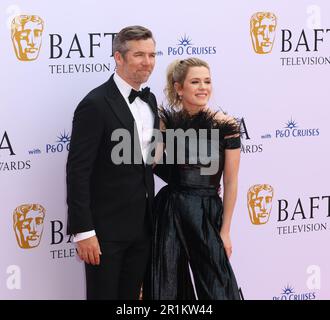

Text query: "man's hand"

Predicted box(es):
[76, 235, 102, 265]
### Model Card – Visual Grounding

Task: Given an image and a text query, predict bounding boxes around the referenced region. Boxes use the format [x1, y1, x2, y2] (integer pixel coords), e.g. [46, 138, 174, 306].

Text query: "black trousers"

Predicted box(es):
[85, 219, 151, 300]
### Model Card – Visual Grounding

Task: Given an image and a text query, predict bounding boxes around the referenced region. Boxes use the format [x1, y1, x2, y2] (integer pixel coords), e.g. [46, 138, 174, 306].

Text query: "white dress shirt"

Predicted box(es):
[73, 73, 155, 243]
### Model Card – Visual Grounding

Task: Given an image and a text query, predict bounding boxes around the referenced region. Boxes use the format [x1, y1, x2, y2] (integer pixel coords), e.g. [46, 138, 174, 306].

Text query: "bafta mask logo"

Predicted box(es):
[250, 12, 277, 54]
[248, 184, 274, 225]
[13, 204, 46, 249]
[11, 15, 44, 61]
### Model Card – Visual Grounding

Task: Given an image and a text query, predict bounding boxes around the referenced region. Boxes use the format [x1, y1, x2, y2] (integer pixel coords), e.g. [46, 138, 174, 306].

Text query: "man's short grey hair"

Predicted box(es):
[113, 25, 155, 57]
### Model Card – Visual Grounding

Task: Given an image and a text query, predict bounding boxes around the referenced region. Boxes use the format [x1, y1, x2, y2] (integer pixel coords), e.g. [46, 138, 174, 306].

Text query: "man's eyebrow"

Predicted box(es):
[132, 51, 155, 54]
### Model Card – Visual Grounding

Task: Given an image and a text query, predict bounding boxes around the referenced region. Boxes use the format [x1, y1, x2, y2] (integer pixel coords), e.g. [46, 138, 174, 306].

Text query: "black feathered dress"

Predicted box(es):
[144, 108, 241, 300]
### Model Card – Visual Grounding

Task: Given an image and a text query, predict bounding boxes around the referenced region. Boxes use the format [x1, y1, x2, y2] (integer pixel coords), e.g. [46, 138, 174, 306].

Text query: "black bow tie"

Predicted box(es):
[128, 87, 150, 104]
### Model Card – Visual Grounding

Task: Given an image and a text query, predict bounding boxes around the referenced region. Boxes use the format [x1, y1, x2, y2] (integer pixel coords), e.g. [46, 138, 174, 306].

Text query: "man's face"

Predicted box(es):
[115, 38, 156, 89]
[249, 188, 273, 224]
[15, 209, 44, 248]
[12, 19, 43, 61]
[252, 16, 276, 54]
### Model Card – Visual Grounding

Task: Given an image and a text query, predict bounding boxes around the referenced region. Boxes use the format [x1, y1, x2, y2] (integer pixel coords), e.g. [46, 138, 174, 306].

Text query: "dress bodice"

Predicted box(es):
[159, 108, 241, 189]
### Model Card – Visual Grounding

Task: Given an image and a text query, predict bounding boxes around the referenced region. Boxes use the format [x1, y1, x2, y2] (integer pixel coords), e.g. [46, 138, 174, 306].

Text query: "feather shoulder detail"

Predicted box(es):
[159, 107, 241, 138]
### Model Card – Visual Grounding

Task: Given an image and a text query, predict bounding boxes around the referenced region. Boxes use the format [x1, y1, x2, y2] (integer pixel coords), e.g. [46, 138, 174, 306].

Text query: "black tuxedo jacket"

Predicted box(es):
[66, 74, 159, 241]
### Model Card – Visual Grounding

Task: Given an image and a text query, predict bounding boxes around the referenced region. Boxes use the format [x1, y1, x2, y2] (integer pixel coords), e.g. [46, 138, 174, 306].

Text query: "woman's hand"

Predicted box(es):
[219, 230, 232, 259]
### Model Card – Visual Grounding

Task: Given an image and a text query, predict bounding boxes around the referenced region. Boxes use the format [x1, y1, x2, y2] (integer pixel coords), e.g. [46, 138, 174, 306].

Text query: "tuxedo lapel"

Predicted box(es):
[144, 94, 159, 131]
[104, 75, 135, 135]
[104, 75, 145, 165]
[153, 108, 159, 130]
[105, 74, 159, 130]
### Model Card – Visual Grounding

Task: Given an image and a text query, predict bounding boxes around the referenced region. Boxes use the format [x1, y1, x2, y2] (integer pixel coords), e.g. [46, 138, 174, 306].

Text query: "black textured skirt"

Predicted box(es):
[143, 183, 241, 300]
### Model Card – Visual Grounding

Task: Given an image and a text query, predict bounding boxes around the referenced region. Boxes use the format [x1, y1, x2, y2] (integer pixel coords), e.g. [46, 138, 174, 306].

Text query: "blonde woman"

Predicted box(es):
[144, 58, 241, 300]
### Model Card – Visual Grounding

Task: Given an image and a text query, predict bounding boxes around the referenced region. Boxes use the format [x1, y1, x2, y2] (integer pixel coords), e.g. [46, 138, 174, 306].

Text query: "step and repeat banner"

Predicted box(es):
[1, 0, 329, 299]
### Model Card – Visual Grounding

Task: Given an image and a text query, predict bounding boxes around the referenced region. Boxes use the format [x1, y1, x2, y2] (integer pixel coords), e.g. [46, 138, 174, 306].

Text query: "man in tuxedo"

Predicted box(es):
[66, 25, 158, 299]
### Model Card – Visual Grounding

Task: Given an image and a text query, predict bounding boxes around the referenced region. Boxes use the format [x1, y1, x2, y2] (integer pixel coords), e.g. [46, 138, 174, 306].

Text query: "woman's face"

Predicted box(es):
[176, 66, 212, 112]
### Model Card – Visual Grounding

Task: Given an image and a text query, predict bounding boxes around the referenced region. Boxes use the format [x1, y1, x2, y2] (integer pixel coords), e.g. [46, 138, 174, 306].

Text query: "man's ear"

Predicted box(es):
[114, 51, 123, 67]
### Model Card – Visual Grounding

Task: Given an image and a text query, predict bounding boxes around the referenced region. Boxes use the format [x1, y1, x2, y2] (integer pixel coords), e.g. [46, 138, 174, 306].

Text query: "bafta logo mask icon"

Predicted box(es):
[13, 204, 46, 249]
[250, 12, 277, 54]
[247, 184, 274, 225]
[11, 15, 44, 61]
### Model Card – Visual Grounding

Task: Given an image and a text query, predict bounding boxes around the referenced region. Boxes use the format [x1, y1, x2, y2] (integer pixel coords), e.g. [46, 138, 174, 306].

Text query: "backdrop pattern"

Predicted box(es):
[1, 0, 329, 299]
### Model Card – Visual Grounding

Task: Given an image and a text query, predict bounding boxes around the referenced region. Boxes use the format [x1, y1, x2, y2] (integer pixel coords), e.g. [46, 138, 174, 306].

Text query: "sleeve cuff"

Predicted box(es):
[73, 230, 96, 242]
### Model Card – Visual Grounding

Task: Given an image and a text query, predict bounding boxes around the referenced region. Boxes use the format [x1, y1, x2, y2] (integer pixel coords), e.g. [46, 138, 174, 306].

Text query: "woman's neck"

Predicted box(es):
[182, 104, 208, 115]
